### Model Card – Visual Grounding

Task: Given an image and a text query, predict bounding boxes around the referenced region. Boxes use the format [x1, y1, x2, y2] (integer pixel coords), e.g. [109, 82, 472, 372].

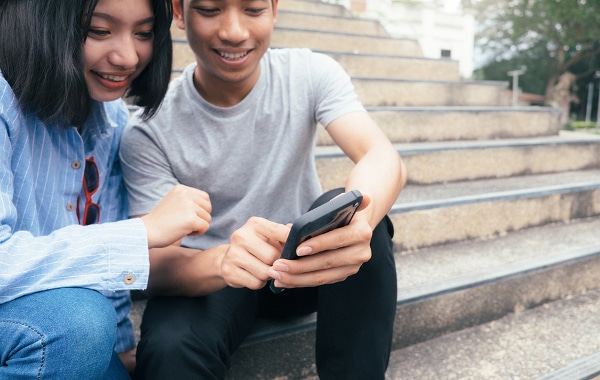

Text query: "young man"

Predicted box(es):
[120, 0, 407, 378]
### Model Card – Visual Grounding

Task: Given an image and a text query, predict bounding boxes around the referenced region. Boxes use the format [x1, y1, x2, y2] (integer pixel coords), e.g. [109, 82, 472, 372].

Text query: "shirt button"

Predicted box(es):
[124, 273, 136, 285]
[66, 202, 75, 211]
[71, 160, 81, 170]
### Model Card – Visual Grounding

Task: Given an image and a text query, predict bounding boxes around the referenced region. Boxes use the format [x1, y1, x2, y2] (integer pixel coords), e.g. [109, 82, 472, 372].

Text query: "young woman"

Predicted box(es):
[0, 0, 211, 378]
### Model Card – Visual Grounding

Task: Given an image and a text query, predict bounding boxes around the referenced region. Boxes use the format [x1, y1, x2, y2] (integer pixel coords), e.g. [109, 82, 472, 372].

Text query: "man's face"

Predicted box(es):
[174, 0, 278, 94]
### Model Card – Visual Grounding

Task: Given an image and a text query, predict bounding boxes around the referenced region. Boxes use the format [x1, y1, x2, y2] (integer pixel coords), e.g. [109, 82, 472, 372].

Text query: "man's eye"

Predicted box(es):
[194, 7, 220, 15]
[247, 8, 266, 14]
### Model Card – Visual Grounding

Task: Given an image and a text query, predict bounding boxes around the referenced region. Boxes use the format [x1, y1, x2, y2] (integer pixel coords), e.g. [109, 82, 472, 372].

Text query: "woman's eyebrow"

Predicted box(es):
[92, 12, 155, 26]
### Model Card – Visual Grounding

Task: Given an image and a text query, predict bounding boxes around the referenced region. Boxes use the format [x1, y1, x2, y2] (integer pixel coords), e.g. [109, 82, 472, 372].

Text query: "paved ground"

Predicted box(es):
[386, 288, 600, 380]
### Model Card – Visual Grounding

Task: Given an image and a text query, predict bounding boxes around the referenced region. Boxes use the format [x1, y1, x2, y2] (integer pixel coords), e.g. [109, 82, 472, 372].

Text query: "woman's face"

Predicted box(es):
[82, 0, 155, 102]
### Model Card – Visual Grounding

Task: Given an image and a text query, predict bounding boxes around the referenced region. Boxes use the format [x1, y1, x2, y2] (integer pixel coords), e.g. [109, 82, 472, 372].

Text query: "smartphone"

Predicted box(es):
[270, 190, 363, 293]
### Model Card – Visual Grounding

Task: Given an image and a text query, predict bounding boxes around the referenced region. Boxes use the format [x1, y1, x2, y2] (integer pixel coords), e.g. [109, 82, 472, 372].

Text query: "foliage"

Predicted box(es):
[467, 0, 600, 104]
[566, 120, 598, 130]
[472, 43, 549, 95]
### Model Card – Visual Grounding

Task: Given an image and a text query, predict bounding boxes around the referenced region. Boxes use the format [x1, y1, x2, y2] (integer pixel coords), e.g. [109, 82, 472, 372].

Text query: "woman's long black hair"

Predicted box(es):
[0, 0, 172, 126]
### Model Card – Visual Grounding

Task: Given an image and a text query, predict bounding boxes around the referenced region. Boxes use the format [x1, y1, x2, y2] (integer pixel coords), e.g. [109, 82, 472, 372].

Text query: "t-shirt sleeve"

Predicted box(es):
[310, 52, 366, 128]
[120, 114, 180, 217]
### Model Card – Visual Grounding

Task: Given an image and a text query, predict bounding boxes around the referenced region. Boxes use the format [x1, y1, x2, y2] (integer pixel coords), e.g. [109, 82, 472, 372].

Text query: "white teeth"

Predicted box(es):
[99, 73, 128, 82]
[219, 51, 247, 60]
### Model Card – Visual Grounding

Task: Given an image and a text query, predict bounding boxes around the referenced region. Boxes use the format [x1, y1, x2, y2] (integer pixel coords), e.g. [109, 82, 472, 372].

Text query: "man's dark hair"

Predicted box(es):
[0, 0, 173, 126]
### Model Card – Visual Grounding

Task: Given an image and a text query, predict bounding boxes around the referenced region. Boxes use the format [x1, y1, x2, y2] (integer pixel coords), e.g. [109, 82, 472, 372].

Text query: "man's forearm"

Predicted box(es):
[147, 245, 228, 297]
[345, 144, 406, 229]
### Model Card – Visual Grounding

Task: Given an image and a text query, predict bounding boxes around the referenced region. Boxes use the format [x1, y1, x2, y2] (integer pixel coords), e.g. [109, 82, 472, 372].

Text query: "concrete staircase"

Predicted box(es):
[132, 1, 600, 378]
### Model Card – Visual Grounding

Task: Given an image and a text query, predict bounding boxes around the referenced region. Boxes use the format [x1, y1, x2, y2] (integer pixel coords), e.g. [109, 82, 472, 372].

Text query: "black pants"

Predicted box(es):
[134, 189, 397, 380]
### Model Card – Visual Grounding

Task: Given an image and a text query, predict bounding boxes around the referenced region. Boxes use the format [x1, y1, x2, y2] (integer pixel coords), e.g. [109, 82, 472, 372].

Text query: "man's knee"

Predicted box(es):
[136, 322, 230, 379]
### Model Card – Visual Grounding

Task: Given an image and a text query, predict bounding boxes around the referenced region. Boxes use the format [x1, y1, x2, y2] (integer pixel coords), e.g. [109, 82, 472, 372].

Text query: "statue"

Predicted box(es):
[548, 72, 579, 126]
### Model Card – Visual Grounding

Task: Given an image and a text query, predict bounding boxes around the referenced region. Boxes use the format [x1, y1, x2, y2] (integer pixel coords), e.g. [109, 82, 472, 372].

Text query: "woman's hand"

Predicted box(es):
[141, 184, 212, 249]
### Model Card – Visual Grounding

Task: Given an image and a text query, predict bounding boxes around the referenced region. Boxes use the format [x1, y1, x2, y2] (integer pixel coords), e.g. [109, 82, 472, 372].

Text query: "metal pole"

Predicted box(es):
[507, 69, 525, 107]
[596, 72, 600, 127]
[586, 82, 594, 123]
[512, 75, 519, 106]
[596, 83, 600, 128]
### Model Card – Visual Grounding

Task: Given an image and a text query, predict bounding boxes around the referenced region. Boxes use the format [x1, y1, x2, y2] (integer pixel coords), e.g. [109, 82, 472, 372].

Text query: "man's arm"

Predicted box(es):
[268, 110, 406, 289]
[144, 217, 291, 297]
[327, 110, 406, 228]
[144, 245, 228, 296]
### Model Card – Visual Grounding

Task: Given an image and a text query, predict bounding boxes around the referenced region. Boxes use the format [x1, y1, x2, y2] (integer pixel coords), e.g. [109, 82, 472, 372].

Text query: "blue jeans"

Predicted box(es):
[0, 288, 130, 380]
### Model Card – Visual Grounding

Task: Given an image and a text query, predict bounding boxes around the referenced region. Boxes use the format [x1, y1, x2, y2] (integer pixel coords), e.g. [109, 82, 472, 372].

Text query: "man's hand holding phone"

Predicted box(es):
[269, 190, 373, 293]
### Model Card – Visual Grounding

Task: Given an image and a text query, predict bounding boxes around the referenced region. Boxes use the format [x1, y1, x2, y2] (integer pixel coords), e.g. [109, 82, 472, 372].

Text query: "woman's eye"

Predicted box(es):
[136, 31, 154, 40]
[88, 29, 109, 37]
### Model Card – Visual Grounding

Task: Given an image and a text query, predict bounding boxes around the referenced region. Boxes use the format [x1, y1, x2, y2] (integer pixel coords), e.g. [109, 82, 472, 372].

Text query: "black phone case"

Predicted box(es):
[270, 190, 363, 293]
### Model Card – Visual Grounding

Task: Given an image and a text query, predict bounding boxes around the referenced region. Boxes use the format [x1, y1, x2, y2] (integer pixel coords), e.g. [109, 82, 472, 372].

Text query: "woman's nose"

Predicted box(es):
[108, 37, 140, 69]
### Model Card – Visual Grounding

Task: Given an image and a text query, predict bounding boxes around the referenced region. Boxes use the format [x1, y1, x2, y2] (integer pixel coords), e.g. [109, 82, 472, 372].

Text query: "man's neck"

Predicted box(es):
[192, 66, 260, 108]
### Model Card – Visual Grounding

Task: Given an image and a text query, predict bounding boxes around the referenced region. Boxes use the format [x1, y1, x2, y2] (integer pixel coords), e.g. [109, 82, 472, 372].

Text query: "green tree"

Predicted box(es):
[469, 0, 600, 99]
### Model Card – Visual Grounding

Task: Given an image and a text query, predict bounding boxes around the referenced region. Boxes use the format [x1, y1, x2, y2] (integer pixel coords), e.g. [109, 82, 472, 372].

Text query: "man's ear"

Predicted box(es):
[172, 0, 185, 30]
[272, 0, 279, 24]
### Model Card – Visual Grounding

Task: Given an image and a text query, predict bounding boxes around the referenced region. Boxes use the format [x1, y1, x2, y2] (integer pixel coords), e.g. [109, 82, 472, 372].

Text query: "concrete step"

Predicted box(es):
[352, 77, 509, 107]
[167, 9, 385, 39]
[400, 132, 600, 184]
[390, 170, 600, 251]
[386, 287, 600, 379]
[172, 41, 457, 81]
[276, 10, 389, 36]
[316, 106, 561, 145]
[171, 41, 505, 107]
[271, 27, 423, 56]
[169, 23, 422, 58]
[316, 132, 600, 190]
[224, 217, 600, 379]
[277, 0, 353, 17]
[320, 52, 459, 81]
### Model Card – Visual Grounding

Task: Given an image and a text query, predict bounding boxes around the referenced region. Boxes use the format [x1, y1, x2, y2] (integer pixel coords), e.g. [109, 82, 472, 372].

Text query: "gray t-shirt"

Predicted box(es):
[120, 48, 365, 250]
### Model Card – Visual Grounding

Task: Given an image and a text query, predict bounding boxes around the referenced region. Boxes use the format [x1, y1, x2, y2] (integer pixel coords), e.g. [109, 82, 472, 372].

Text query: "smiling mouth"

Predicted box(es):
[95, 72, 129, 82]
[217, 50, 249, 61]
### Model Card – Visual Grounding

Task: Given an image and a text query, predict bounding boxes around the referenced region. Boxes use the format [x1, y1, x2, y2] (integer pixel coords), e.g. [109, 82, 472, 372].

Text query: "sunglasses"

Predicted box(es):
[77, 156, 100, 225]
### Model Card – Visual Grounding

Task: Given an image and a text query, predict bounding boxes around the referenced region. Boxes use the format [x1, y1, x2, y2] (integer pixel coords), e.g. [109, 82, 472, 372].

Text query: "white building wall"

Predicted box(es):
[330, 0, 474, 79]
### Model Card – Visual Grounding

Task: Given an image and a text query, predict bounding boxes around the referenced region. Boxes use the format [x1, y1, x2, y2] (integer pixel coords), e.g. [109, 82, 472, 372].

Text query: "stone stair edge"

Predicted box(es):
[351, 76, 509, 86]
[278, 8, 383, 24]
[396, 133, 600, 154]
[365, 105, 559, 113]
[172, 39, 450, 62]
[272, 25, 418, 40]
[314, 133, 600, 158]
[398, 243, 600, 305]
[390, 180, 600, 214]
[279, 0, 353, 12]
[536, 351, 600, 380]
[308, 49, 457, 62]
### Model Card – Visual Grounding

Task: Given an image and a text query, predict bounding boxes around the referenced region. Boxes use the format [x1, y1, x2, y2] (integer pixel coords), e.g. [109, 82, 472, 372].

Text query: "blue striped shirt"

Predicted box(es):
[0, 73, 149, 351]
